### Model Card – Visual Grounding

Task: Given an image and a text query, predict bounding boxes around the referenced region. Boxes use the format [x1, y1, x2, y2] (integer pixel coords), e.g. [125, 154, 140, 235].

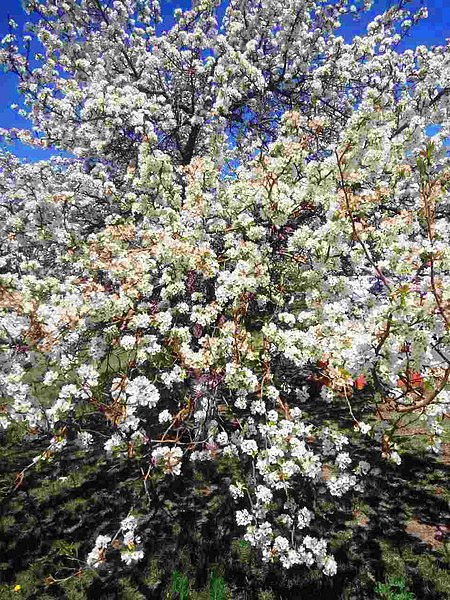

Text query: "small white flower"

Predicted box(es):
[320, 387, 334, 403]
[241, 439, 258, 456]
[267, 446, 284, 464]
[357, 422, 372, 435]
[255, 485, 273, 504]
[267, 410, 278, 422]
[234, 396, 248, 409]
[322, 555, 337, 576]
[327, 473, 357, 497]
[390, 451, 402, 465]
[155, 311, 172, 333]
[126, 376, 160, 408]
[250, 399, 266, 414]
[95, 535, 112, 549]
[158, 409, 172, 424]
[43, 370, 58, 386]
[273, 536, 290, 553]
[120, 335, 137, 350]
[121, 549, 144, 565]
[87, 548, 106, 567]
[280, 548, 301, 569]
[279, 513, 293, 527]
[297, 507, 313, 529]
[336, 452, 352, 470]
[77, 364, 99, 385]
[334, 435, 349, 452]
[131, 313, 151, 329]
[104, 433, 124, 455]
[123, 531, 135, 546]
[303, 535, 327, 557]
[236, 509, 253, 526]
[216, 431, 228, 445]
[278, 312, 296, 326]
[265, 385, 280, 401]
[176, 302, 189, 314]
[121, 515, 138, 532]
[290, 407, 302, 418]
[229, 483, 244, 500]
[77, 431, 94, 448]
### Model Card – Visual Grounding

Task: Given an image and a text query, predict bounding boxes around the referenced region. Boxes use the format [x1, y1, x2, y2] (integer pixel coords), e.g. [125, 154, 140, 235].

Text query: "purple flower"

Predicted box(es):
[204, 441, 217, 452]
[15, 344, 30, 353]
[193, 323, 203, 338]
[186, 271, 196, 293]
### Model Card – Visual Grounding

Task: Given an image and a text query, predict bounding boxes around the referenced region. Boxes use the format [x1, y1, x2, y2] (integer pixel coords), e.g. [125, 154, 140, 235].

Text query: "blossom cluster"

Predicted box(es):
[86, 515, 144, 568]
[1, 0, 449, 580]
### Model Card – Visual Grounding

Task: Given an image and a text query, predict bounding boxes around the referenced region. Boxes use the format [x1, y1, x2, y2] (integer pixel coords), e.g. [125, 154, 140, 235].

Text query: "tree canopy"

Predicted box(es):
[0, 0, 449, 585]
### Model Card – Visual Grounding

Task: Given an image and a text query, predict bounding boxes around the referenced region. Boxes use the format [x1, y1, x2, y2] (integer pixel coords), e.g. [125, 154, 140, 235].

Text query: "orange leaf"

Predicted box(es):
[411, 371, 423, 388]
[354, 374, 367, 390]
[398, 370, 423, 388]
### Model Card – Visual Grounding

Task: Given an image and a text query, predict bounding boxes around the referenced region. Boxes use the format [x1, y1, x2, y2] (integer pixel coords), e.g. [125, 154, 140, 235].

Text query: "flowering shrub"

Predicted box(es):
[1, 0, 449, 581]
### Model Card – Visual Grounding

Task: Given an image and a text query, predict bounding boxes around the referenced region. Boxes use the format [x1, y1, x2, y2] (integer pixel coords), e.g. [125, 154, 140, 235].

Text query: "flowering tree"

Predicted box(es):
[1, 0, 449, 582]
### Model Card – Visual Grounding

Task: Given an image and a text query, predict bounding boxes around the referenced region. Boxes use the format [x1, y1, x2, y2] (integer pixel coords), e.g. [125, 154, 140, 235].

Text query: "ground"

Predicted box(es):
[0, 397, 449, 599]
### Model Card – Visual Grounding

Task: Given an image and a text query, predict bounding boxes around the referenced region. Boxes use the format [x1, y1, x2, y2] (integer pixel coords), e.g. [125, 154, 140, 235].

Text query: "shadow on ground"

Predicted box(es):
[0, 404, 449, 599]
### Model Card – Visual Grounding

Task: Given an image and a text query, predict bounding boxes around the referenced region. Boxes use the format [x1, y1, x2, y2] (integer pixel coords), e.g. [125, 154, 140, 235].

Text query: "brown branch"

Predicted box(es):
[396, 366, 450, 412]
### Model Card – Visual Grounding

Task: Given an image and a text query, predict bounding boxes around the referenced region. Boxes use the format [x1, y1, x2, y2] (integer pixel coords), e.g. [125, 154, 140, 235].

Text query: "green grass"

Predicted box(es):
[28, 463, 102, 501]
[172, 570, 190, 599]
[169, 568, 233, 600]
[374, 576, 415, 600]
[379, 539, 450, 600]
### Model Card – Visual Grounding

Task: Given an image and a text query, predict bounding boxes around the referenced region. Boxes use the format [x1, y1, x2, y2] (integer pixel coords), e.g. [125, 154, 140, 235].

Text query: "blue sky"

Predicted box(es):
[1, 0, 449, 161]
